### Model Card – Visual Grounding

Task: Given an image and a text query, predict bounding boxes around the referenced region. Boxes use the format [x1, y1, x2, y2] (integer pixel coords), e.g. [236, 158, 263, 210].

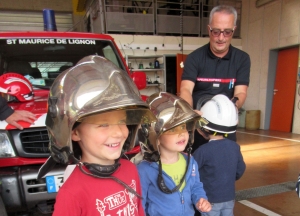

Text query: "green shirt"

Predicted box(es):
[162, 153, 186, 191]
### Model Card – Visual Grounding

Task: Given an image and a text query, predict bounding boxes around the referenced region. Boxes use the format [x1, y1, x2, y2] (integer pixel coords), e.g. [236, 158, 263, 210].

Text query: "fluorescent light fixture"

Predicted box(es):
[256, 0, 276, 7]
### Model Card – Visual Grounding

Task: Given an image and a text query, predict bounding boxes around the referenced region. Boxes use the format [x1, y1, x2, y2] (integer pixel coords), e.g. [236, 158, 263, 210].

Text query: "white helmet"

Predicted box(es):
[200, 94, 238, 134]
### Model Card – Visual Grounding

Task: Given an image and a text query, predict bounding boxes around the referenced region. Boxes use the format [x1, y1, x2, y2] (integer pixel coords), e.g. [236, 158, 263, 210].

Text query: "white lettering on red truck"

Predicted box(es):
[6, 39, 96, 45]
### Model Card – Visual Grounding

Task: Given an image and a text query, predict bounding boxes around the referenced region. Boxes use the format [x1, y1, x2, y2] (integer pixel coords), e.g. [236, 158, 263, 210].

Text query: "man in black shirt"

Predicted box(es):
[180, 5, 250, 152]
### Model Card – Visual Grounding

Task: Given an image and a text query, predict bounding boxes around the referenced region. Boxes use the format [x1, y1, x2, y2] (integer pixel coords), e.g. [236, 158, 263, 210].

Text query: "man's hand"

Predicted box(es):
[194, 109, 203, 116]
[196, 198, 212, 212]
[5, 110, 36, 130]
[233, 85, 248, 109]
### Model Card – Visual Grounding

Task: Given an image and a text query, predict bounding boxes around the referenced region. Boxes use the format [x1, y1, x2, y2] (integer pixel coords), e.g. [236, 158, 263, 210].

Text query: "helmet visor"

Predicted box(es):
[196, 117, 209, 128]
[0, 92, 17, 102]
[163, 123, 188, 135]
[77, 108, 155, 126]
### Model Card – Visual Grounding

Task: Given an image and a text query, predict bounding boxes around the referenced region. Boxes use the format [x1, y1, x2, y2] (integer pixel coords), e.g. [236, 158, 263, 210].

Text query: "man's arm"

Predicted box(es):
[6, 110, 36, 130]
[179, 80, 195, 107]
[0, 95, 36, 130]
[0, 96, 14, 120]
[233, 85, 248, 109]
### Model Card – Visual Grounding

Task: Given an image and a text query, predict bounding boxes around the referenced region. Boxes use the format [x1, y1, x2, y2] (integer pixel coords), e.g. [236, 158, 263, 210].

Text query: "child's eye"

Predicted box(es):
[119, 119, 127, 124]
[98, 124, 109, 128]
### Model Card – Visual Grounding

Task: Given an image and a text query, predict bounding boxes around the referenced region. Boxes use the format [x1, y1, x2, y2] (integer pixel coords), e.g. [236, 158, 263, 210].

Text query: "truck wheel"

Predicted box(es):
[0, 196, 8, 216]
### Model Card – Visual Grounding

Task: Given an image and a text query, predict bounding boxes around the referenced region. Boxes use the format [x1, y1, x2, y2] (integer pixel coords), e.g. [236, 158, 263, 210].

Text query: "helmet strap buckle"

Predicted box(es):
[50, 145, 78, 164]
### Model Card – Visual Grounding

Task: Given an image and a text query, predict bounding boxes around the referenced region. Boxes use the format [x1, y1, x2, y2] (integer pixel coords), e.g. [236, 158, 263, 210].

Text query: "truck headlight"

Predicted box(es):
[0, 132, 16, 158]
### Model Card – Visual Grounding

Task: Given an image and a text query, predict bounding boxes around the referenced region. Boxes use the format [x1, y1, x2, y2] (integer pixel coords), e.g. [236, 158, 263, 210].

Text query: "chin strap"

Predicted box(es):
[157, 141, 191, 194]
[83, 159, 121, 177]
[143, 151, 160, 162]
[78, 161, 142, 199]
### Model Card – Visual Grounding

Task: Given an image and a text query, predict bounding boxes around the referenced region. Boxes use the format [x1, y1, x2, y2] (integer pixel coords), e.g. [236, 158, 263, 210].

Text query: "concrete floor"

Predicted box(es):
[234, 129, 300, 216]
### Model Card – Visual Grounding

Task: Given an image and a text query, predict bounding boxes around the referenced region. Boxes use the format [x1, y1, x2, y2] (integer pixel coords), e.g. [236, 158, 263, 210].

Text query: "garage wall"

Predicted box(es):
[0, 11, 73, 32]
[0, 0, 72, 12]
[241, 0, 300, 129]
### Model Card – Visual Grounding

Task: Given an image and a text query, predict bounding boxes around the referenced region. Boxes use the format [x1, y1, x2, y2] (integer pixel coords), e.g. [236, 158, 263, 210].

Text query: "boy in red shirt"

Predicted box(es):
[38, 55, 155, 216]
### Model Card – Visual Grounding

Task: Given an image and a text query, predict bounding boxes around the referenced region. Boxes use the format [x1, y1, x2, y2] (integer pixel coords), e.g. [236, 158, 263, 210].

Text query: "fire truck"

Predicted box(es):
[0, 31, 146, 215]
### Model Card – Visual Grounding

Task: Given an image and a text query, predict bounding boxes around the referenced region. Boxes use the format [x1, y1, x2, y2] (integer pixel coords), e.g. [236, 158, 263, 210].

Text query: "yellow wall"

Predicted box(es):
[241, 0, 300, 129]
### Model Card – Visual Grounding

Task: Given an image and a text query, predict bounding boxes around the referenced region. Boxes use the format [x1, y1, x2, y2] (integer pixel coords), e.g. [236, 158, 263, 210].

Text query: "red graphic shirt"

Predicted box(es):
[53, 159, 145, 216]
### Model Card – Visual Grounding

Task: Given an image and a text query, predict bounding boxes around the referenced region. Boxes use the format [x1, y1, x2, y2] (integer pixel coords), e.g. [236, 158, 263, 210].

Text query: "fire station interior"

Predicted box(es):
[1, 0, 300, 215]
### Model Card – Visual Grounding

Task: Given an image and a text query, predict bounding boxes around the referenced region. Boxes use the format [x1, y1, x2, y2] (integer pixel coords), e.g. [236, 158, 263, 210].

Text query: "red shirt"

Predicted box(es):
[53, 159, 145, 216]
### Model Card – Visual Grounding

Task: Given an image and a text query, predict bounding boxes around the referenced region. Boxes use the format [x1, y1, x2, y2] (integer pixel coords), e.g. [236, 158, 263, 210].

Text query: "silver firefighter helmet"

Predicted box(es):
[142, 92, 203, 154]
[38, 56, 155, 179]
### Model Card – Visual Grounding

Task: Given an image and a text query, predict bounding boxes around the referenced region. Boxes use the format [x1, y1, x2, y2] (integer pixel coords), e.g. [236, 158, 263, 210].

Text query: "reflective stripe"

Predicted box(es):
[197, 78, 236, 83]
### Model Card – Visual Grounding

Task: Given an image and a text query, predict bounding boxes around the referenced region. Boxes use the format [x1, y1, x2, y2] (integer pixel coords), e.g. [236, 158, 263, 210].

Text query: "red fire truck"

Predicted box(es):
[0, 31, 146, 215]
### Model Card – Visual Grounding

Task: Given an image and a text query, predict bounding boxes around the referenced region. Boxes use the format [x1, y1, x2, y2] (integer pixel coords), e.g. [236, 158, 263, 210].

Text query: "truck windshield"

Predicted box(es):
[0, 38, 125, 87]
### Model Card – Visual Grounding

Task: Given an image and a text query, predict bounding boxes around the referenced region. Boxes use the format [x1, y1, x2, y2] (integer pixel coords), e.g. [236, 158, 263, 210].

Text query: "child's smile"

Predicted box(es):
[72, 110, 129, 165]
[105, 142, 121, 148]
[176, 139, 186, 145]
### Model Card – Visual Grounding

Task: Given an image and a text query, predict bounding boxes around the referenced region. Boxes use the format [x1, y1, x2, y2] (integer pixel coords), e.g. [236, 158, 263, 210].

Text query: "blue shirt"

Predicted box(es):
[137, 153, 207, 216]
[193, 139, 246, 203]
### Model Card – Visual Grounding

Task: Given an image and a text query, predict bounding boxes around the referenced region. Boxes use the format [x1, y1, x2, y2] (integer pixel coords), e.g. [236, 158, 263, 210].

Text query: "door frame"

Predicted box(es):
[265, 45, 299, 129]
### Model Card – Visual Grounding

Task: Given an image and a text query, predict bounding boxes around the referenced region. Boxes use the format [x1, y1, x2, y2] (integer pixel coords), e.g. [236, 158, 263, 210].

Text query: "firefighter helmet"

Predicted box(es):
[0, 73, 33, 102]
[46, 55, 155, 164]
[200, 94, 238, 134]
[144, 92, 202, 152]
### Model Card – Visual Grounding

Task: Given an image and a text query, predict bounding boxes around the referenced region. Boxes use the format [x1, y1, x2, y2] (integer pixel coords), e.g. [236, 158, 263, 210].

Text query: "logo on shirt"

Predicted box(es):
[192, 164, 196, 176]
[95, 180, 138, 216]
[104, 191, 127, 210]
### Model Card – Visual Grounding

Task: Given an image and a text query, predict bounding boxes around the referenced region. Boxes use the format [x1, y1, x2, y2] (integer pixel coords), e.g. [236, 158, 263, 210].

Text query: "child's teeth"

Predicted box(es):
[108, 143, 118, 147]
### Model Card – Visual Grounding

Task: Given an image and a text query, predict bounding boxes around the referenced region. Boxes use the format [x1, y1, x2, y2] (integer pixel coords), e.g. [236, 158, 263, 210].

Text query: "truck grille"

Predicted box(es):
[20, 130, 50, 154]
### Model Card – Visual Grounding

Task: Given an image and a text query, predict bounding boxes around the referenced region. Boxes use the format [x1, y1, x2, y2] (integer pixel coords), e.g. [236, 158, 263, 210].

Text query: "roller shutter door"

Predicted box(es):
[0, 11, 73, 32]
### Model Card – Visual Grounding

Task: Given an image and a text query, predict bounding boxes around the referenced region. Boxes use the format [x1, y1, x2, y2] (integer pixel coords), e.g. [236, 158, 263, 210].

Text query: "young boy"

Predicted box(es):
[137, 92, 211, 216]
[37, 55, 155, 216]
[193, 94, 246, 216]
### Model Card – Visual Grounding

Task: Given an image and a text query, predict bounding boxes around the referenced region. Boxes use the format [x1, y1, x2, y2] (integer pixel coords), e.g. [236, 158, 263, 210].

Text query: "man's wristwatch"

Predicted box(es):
[231, 97, 239, 107]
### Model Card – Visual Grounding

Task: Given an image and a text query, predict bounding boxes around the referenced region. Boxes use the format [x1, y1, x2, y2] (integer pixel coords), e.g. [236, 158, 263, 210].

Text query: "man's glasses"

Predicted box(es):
[208, 25, 235, 37]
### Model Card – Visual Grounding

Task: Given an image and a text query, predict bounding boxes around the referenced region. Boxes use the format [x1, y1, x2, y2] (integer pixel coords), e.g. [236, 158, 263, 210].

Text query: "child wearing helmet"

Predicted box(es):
[193, 94, 246, 216]
[137, 92, 211, 216]
[37, 55, 155, 216]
